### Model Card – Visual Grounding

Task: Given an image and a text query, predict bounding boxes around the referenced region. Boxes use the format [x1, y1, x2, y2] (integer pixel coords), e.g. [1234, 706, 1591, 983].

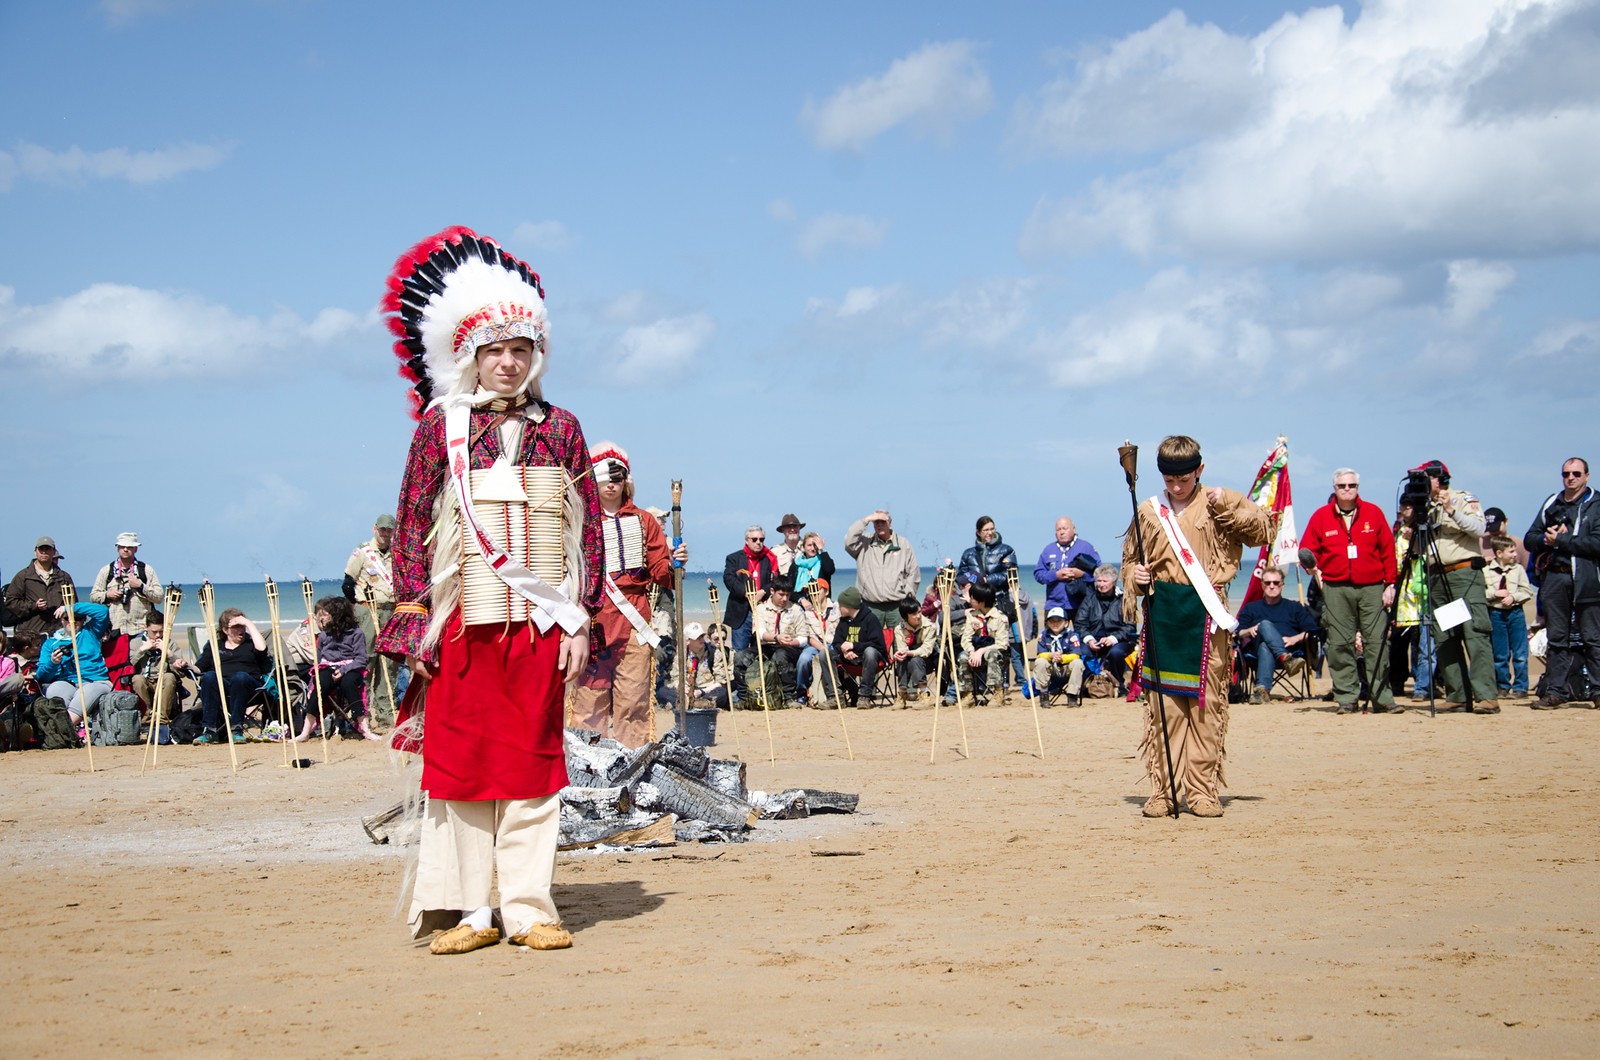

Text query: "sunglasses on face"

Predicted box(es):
[1563, 471, 1585, 479]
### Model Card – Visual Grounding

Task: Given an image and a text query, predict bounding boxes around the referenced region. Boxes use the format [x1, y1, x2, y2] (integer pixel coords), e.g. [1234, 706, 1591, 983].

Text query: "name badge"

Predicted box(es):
[1347, 544, 1358, 559]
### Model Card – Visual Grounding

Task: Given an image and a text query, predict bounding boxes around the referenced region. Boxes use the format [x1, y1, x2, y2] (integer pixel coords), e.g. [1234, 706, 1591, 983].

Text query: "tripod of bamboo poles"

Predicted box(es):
[803, 579, 854, 760]
[362, 583, 397, 734]
[57, 584, 94, 772]
[266, 577, 299, 768]
[298, 577, 330, 764]
[139, 585, 183, 776]
[647, 582, 661, 742]
[1006, 567, 1047, 760]
[705, 581, 743, 760]
[743, 572, 776, 764]
[195, 581, 240, 773]
[930, 567, 971, 762]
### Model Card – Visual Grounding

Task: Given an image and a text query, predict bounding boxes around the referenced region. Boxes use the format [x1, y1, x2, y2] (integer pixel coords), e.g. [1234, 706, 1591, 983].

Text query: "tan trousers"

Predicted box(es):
[569, 637, 653, 748]
[1032, 655, 1085, 695]
[1142, 628, 1233, 806]
[132, 674, 179, 723]
[408, 794, 560, 939]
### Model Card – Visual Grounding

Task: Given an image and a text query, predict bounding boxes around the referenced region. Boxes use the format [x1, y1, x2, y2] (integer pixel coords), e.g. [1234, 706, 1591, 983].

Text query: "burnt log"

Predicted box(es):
[558, 813, 678, 851]
[801, 789, 859, 814]
[559, 785, 633, 819]
[644, 762, 758, 830]
[704, 759, 747, 801]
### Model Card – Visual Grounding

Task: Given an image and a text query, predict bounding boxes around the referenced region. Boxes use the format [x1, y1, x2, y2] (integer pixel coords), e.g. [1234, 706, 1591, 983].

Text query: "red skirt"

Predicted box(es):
[405, 615, 569, 801]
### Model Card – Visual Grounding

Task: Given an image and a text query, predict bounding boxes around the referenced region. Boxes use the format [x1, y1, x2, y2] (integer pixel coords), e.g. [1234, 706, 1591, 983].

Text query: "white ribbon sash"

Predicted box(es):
[361, 545, 394, 589]
[445, 404, 588, 636]
[604, 575, 661, 648]
[1148, 495, 1238, 633]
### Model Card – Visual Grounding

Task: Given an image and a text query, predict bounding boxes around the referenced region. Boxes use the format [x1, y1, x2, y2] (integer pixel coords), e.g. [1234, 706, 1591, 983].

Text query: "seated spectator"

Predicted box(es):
[90, 532, 164, 638]
[798, 579, 839, 706]
[36, 602, 113, 725]
[1032, 607, 1086, 706]
[958, 516, 1019, 598]
[0, 629, 25, 701]
[6, 537, 76, 659]
[195, 608, 271, 744]
[892, 598, 938, 703]
[1033, 517, 1101, 618]
[0, 629, 28, 744]
[1236, 567, 1317, 703]
[659, 623, 730, 710]
[959, 583, 1011, 702]
[792, 531, 836, 596]
[299, 596, 377, 741]
[1484, 535, 1533, 699]
[829, 587, 884, 708]
[1075, 564, 1135, 693]
[129, 609, 197, 744]
[738, 578, 807, 705]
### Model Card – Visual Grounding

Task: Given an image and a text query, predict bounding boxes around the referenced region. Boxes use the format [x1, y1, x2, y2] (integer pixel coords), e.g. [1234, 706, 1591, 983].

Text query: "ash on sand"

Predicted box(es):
[361, 727, 859, 851]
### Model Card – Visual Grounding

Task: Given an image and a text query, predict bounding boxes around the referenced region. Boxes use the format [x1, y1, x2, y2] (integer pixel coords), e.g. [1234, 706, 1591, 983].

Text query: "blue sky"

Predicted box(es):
[2, 0, 1596, 583]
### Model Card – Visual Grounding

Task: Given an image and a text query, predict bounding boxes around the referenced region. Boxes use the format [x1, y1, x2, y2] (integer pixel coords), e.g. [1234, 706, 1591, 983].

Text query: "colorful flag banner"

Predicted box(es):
[1239, 438, 1299, 609]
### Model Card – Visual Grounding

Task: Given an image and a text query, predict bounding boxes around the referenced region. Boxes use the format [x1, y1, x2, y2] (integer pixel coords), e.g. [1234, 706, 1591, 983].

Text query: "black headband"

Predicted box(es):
[1156, 453, 1202, 476]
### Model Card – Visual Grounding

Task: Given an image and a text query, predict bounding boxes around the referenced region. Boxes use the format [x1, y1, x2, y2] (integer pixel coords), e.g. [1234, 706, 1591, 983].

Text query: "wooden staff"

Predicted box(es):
[139, 585, 183, 776]
[1007, 567, 1046, 760]
[706, 580, 742, 760]
[744, 571, 775, 765]
[647, 582, 661, 743]
[195, 581, 240, 773]
[670, 480, 688, 739]
[1120, 441, 1180, 819]
[803, 579, 853, 761]
[362, 583, 397, 732]
[933, 567, 971, 761]
[299, 576, 330, 764]
[58, 584, 94, 772]
[266, 578, 297, 768]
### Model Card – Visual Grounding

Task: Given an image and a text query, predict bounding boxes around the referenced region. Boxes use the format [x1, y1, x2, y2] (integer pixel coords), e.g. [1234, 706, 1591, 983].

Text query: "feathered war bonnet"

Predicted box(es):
[381, 226, 549, 418]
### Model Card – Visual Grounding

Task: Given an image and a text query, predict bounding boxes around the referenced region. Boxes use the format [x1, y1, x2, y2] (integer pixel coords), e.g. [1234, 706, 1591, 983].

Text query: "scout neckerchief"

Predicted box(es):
[1147, 494, 1238, 633]
[444, 402, 587, 636]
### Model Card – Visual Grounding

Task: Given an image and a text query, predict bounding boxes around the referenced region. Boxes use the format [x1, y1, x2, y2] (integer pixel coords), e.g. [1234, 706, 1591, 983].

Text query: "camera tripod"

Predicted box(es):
[1370, 515, 1475, 716]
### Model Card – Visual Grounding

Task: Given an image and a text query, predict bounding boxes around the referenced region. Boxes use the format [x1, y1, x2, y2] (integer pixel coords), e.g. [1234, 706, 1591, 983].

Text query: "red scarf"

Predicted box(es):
[744, 545, 774, 584]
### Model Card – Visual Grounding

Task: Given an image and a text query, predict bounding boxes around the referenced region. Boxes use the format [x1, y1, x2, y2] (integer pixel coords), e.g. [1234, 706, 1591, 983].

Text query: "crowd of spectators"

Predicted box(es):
[3, 456, 1586, 749]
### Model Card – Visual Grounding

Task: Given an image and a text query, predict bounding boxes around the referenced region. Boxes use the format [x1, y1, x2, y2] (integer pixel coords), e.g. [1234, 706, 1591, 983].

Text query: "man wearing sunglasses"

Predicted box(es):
[1526, 458, 1599, 709]
[1303, 469, 1397, 713]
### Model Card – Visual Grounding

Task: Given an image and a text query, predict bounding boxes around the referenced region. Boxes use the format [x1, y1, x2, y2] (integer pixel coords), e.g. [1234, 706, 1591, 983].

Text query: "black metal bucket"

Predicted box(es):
[683, 707, 718, 747]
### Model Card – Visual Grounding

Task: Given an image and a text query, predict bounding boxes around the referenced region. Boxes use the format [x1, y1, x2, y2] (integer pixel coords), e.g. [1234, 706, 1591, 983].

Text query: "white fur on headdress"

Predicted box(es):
[416, 258, 548, 404]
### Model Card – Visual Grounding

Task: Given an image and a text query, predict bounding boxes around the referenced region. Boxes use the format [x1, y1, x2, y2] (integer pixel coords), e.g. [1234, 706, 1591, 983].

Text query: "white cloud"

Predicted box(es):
[1443, 259, 1516, 324]
[0, 283, 366, 379]
[1522, 316, 1600, 358]
[0, 141, 232, 189]
[802, 278, 1034, 350]
[795, 212, 890, 260]
[512, 220, 580, 252]
[614, 313, 717, 380]
[1014, 11, 1260, 155]
[801, 41, 992, 152]
[1018, 0, 1600, 264]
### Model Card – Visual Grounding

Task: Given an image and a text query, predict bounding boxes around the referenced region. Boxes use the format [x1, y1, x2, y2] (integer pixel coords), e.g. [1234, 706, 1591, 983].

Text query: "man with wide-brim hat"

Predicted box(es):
[772, 514, 807, 576]
[91, 531, 164, 637]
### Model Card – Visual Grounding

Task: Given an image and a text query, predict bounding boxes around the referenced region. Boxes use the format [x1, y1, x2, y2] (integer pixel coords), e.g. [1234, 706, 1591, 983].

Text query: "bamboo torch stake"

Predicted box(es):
[647, 583, 661, 742]
[195, 581, 240, 773]
[1007, 567, 1046, 760]
[362, 583, 396, 734]
[805, 579, 853, 761]
[299, 576, 330, 764]
[140, 585, 182, 776]
[58, 584, 94, 772]
[938, 567, 972, 760]
[706, 581, 742, 760]
[744, 571, 776, 765]
[266, 578, 295, 768]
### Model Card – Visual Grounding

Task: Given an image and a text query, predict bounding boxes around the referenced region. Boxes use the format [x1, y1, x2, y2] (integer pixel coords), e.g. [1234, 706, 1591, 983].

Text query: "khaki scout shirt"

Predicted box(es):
[753, 599, 807, 646]
[1428, 489, 1485, 567]
[344, 538, 396, 607]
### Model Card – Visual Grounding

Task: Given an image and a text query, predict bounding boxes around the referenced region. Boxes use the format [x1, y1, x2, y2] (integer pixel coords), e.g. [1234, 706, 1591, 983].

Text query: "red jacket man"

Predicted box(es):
[1302, 469, 1397, 713]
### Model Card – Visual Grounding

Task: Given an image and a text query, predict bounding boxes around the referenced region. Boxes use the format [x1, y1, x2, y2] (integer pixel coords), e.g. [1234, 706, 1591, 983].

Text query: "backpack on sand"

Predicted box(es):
[89, 690, 144, 746]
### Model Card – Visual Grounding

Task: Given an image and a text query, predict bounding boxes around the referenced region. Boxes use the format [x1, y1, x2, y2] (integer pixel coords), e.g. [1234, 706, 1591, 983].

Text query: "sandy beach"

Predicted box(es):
[1, 676, 1596, 1058]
